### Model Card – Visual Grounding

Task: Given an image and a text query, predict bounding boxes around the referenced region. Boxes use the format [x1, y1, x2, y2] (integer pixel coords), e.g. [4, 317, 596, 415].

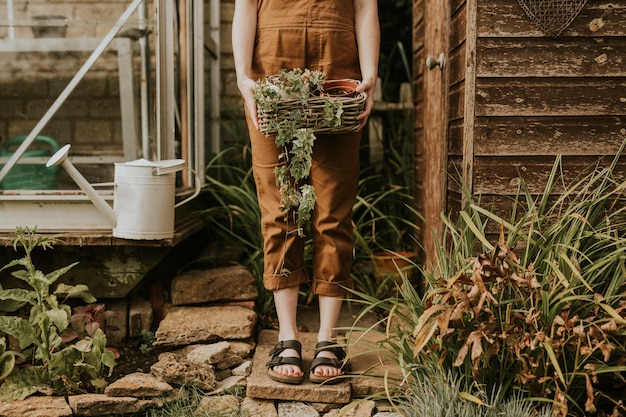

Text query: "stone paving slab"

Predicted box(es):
[247, 330, 352, 403]
[347, 330, 403, 397]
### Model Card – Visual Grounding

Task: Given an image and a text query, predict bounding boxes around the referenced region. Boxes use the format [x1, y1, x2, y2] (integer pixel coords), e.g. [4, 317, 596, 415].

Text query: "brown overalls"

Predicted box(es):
[246, 0, 362, 297]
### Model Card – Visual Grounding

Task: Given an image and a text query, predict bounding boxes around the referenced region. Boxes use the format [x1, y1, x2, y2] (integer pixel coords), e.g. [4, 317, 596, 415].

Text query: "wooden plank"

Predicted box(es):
[452, 0, 467, 16]
[0, 214, 205, 247]
[471, 155, 626, 194]
[448, 45, 466, 87]
[477, 37, 626, 77]
[419, 0, 451, 266]
[462, 0, 478, 201]
[473, 116, 626, 156]
[449, 81, 465, 121]
[477, 0, 626, 38]
[450, 4, 467, 50]
[475, 77, 626, 116]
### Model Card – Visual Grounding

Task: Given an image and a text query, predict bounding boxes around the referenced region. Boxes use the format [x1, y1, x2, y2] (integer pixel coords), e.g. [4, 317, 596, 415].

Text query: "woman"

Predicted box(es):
[232, 0, 379, 385]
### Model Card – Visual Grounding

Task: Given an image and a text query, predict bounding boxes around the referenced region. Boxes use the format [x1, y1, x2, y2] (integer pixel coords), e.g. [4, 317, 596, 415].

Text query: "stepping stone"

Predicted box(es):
[348, 330, 403, 397]
[247, 330, 351, 404]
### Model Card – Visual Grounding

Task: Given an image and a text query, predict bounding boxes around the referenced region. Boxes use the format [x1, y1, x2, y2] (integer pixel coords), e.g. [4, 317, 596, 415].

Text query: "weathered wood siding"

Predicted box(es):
[467, 0, 626, 229]
[412, 0, 425, 221]
[427, 0, 625, 235]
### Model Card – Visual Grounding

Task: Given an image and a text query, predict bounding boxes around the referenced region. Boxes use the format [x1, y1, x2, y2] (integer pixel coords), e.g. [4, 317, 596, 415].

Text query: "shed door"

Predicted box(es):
[420, 1, 450, 265]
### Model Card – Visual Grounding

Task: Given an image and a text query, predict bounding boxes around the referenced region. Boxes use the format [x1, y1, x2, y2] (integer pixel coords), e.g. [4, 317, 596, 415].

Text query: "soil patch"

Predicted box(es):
[107, 345, 160, 383]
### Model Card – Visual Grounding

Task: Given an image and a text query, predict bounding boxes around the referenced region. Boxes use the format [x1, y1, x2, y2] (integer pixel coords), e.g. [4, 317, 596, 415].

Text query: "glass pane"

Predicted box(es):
[0, 0, 155, 189]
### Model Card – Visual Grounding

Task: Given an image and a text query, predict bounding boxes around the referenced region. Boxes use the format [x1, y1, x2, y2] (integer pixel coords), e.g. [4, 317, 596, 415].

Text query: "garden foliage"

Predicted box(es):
[364, 149, 626, 416]
[0, 227, 116, 401]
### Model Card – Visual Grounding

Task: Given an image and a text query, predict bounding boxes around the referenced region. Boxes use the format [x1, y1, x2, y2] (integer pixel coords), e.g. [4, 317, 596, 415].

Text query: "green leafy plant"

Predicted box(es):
[254, 68, 344, 234]
[0, 227, 116, 400]
[357, 147, 626, 417]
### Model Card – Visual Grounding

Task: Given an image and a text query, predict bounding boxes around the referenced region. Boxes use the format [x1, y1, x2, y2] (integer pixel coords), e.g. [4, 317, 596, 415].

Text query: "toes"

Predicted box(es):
[314, 365, 342, 377]
[274, 364, 302, 377]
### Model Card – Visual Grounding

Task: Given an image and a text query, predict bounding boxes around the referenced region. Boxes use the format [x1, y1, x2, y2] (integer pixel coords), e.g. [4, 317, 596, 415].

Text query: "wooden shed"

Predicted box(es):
[413, 0, 626, 262]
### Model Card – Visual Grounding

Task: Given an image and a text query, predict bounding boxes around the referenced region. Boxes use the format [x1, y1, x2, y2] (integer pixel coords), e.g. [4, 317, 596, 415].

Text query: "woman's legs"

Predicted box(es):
[271, 286, 302, 378]
[313, 295, 345, 378]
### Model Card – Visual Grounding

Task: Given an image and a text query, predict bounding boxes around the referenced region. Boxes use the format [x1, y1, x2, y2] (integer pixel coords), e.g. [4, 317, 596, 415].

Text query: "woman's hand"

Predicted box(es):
[356, 78, 376, 129]
[238, 76, 260, 130]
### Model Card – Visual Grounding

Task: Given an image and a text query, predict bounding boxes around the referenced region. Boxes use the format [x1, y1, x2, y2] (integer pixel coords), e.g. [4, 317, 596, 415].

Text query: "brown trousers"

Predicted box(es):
[247, 0, 362, 297]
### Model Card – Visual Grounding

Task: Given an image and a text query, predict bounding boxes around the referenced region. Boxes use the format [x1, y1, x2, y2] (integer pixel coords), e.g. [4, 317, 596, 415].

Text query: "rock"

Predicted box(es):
[196, 395, 240, 415]
[67, 394, 155, 416]
[352, 400, 377, 417]
[0, 396, 72, 417]
[210, 375, 247, 395]
[241, 397, 278, 417]
[229, 339, 256, 357]
[348, 330, 402, 397]
[215, 368, 233, 381]
[232, 360, 253, 376]
[105, 298, 128, 347]
[150, 352, 217, 390]
[170, 266, 258, 305]
[373, 413, 403, 417]
[154, 306, 257, 347]
[277, 401, 320, 417]
[128, 295, 153, 337]
[104, 372, 174, 398]
[310, 402, 342, 413]
[216, 353, 244, 370]
[325, 400, 377, 417]
[186, 341, 231, 365]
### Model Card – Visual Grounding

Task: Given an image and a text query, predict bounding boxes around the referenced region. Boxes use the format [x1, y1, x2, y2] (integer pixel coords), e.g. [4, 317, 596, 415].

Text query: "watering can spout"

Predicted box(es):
[46, 144, 117, 226]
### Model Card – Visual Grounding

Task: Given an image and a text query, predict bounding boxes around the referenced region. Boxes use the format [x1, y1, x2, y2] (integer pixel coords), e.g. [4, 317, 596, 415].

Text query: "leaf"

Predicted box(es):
[0, 367, 40, 401]
[46, 307, 71, 333]
[598, 303, 626, 325]
[459, 211, 494, 251]
[458, 391, 487, 406]
[0, 316, 38, 350]
[54, 283, 97, 304]
[74, 339, 93, 353]
[413, 318, 441, 357]
[543, 341, 566, 387]
[44, 262, 78, 286]
[0, 352, 16, 382]
[0, 288, 35, 304]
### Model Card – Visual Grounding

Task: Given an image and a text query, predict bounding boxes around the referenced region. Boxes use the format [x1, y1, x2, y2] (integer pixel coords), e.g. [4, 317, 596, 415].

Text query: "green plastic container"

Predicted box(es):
[0, 135, 60, 190]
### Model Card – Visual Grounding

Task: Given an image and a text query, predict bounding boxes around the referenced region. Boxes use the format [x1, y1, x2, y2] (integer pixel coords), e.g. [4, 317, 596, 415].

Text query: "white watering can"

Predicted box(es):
[47, 144, 201, 240]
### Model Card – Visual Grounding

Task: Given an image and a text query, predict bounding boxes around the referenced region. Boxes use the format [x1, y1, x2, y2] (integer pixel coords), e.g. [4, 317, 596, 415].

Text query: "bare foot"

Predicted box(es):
[271, 348, 303, 377]
[312, 349, 343, 378]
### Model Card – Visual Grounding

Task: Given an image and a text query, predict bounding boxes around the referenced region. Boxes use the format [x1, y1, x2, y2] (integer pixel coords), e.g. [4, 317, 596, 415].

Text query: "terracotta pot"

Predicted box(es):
[371, 251, 415, 284]
[320, 79, 359, 98]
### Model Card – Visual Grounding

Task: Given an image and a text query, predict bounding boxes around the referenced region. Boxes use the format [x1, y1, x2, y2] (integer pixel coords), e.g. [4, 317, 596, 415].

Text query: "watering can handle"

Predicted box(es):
[174, 167, 201, 208]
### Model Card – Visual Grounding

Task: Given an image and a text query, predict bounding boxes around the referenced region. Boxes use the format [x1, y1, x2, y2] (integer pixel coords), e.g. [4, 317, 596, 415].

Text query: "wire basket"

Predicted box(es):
[257, 78, 366, 135]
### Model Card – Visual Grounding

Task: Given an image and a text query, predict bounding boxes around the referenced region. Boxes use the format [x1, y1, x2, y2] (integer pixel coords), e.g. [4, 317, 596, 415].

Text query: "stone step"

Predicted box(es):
[247, 330, 352, 404]
[247, 329, 403, 404]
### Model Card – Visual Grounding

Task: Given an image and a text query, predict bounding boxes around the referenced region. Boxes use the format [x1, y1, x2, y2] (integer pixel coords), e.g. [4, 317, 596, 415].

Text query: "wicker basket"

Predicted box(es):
[257, 79, 366, 135]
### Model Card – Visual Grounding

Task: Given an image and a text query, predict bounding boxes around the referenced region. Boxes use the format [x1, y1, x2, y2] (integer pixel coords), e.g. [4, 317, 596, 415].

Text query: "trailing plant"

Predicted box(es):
[0, 227, 116, 400]
[253, 68, 344, 234]
[353, 146, 626, 416]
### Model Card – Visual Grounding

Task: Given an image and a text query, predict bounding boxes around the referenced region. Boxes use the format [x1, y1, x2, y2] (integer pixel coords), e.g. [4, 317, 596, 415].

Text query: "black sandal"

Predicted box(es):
[309, 341, 350, 385]
[266, 340, 305, 385]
